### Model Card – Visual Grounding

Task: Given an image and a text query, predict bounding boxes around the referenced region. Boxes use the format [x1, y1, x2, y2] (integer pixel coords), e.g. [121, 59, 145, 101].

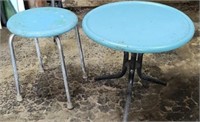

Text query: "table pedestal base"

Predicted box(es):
[95, 52, 167, 122]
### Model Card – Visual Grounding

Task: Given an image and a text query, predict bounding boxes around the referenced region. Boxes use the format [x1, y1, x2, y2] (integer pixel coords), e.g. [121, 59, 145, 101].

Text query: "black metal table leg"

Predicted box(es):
[95, 52, 167, 121]
[123, 53, 137, 122]
[137, 53, 167, 86]
[95, 52, 129, 81]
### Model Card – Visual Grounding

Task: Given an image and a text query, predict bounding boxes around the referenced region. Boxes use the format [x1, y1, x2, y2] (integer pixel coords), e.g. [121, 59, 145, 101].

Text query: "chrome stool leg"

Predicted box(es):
[75, 26, 87, 80]
[55, 36, 73, 109]
[9, 34, 22, 101]
[34, 38, 44, 72]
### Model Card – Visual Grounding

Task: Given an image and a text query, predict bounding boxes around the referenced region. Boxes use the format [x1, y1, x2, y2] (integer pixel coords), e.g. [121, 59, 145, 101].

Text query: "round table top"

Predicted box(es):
[7, 7, 77, 38]
[82, 1, 195, 53]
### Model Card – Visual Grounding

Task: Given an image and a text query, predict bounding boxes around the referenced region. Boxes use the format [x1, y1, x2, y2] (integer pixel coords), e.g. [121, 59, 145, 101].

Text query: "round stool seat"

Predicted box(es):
[82, 1, 195, 53]
[7, 7, 78, 38]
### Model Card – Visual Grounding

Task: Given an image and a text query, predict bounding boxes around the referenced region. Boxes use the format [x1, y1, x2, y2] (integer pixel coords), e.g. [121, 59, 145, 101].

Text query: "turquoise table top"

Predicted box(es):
[82, 1, 195, 53]
[7, 7, 78, 38]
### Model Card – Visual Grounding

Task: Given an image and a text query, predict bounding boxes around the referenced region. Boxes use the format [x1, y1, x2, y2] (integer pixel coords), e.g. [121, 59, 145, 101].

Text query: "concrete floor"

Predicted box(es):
[0, 2, 199, 122]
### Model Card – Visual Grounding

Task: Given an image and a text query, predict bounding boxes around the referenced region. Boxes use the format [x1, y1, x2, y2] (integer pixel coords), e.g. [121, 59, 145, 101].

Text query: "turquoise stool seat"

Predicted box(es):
[83, 1, 195, 53]
[7, 7, 77, 38]
[82, 1, 195, 121]
[7, 7, 87, 110]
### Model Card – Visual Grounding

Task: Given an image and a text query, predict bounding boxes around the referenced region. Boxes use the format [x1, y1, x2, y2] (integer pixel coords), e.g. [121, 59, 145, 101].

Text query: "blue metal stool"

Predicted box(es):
[82, 1, 195, 121]
[7, 7, 87, 109]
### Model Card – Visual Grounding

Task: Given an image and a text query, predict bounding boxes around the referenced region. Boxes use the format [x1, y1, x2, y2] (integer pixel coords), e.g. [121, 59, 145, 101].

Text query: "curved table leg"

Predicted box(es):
[137, 54, 167, 86]
[123, 53, 137, 122]
[95, 52, 129, 81]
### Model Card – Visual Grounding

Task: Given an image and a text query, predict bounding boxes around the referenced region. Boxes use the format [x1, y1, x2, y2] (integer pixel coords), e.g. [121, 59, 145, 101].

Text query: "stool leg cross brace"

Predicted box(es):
[95, 52, 167, 122]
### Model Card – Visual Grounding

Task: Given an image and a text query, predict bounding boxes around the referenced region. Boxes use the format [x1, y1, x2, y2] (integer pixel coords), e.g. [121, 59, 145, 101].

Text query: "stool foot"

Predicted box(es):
[67, 102, 73, 109]
[82, 72, 88, 80]
[16, 94, 23, 102]
[75, 26, 88, 80]
[39, 68, 45, 73]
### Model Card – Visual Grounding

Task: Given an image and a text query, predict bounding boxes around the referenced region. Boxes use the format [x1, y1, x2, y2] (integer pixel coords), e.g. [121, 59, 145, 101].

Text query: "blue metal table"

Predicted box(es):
[82, 1, 194, 121]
